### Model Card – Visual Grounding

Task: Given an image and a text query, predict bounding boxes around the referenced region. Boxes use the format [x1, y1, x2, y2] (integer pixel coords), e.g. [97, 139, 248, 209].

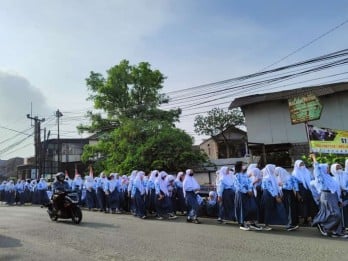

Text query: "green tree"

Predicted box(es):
[194, 107, 245, 158]
[79, 60, 206, 173]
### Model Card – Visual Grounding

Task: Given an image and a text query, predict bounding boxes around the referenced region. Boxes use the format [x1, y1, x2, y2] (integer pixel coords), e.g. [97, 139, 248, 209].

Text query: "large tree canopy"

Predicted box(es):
[79, 60, 206, 174]
[194, 107, 245, 137]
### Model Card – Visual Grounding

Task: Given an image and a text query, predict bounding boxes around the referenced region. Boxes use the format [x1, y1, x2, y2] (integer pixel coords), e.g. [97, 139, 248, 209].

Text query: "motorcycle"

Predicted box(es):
[45, 190, 83, 224]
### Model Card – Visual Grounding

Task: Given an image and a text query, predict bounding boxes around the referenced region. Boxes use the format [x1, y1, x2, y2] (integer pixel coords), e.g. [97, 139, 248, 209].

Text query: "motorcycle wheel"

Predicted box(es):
[71, 206, 82, 224]
[48, 210, 58, 221]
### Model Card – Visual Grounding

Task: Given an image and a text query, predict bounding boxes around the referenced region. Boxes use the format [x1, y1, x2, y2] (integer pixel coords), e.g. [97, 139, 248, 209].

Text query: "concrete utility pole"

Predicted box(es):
[26, 114, 45, 179]
[55, 109, 63, 172]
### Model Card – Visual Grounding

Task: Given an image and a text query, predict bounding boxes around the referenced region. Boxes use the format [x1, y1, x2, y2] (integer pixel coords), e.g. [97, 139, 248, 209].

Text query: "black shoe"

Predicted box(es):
[317, 224, 327, 236]
[186, 217, 192, 223]
[193, 219, 201, 224]
[286, 225, 299, 231]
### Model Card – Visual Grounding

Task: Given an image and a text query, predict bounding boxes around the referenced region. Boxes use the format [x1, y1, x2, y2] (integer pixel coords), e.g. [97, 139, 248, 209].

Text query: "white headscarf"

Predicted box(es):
[85, 176, 94, 190]
[219, 166, 234, 187]
[182, 169, 200, 196]
[275, 167, 291, 186]
[292, 160, 312, 189]
[263, 164, 279, 196]
[156, 171, 169, 196]
[134, 171, 145, 194]
[313, 163, 341, 196]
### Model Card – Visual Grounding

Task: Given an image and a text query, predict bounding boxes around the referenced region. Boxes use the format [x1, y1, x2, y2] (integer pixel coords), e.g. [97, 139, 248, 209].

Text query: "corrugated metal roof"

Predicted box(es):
[229, 82, 348, 109]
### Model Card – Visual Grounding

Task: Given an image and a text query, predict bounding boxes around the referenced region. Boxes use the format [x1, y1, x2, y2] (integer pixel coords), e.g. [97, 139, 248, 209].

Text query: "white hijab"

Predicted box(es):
[263, 164, 279, 195]
[292, 160, 312, 189]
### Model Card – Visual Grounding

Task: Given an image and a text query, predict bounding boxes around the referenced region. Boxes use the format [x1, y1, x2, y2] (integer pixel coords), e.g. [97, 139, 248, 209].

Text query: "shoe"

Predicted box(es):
[193, 219, 201, 224]
[330, 232, 348, 238]
[168, 214, 178, 220]
[249, 223, 262, 231]
[186, 217, 192, 223]
[156, 216, 164, 220]
[317, 224, 327, 236]
[263, 226, 272, 231]
[217, 218, 223, 224]
[141, 215, 147, 219]
[286, 225, 299, 231]
[240, 224, 250, 231]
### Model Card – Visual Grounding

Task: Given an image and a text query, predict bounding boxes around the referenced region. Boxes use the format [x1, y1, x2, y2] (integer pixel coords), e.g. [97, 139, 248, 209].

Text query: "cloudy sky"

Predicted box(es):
[0, 0, 348, 160]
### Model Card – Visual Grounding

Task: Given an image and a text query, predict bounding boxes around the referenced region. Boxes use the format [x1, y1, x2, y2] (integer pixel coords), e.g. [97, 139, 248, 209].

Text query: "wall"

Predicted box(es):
[244, 92, 348, 145]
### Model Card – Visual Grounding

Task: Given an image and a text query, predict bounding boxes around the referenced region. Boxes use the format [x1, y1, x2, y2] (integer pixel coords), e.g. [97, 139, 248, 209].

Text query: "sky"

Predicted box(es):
[0, 0, 348, 160]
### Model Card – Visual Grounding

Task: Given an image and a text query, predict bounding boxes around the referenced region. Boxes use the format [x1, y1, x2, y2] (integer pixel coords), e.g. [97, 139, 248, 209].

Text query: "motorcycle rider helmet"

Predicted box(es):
[56, 172, 65, 182]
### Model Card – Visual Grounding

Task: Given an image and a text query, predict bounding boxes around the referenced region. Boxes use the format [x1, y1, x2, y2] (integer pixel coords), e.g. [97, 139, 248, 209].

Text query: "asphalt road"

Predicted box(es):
[0, 205, 347, 261]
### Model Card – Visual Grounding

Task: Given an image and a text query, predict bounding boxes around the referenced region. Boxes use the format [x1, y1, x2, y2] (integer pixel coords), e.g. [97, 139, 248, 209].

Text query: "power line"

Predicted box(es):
[261, 18, 348, 70]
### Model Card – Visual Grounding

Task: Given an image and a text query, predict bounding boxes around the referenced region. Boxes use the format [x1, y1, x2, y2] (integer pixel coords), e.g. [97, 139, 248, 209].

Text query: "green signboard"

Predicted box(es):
[288, 94, 322, 125]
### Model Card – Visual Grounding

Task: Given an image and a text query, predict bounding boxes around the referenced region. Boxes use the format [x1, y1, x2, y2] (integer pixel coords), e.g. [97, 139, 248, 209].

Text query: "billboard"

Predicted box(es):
[288, 94, 322, 124]
[307, 125, 348, 154]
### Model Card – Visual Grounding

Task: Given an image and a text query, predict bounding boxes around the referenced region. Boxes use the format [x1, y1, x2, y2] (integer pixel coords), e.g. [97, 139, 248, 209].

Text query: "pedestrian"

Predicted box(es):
[183, 169, 201, 224]
[261, 164, 287, 231]
[274, 166, 300, 231]
[292, 159, 318, 225]
[85, 175, 97, 210]
[234, 161, 261, 231]
[146, 170, 158, 215]
[310, 154, 347, 238]
[155, 171, 177, 220]
[106, 173, 121, 214]
[131, 171, 147, 219]
[174, 171, 186, 215]
[247, 164, 263, 223]
[217, 166, 236, 222]
[96, 172, 108, 213]
[128, 170, 137, 215]
[37, 178, 49, 205]
[206, 191, 218, 217]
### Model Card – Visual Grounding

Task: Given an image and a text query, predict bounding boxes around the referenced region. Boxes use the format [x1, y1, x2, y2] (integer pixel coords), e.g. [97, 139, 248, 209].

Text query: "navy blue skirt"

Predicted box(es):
[235, 191, 258, 224]
[222, 189, 236, 221]
[261, 190, 287, 225]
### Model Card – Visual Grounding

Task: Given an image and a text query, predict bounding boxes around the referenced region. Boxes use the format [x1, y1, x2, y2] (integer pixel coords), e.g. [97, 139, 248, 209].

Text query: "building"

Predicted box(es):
[229, 82, 348, 166]
[199, 126, 247, 160]
[41, 138, 89, 178]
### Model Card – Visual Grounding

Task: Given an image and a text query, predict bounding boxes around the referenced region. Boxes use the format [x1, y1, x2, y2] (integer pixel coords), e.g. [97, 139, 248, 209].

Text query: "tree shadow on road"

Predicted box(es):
[0, 235, 22, 248]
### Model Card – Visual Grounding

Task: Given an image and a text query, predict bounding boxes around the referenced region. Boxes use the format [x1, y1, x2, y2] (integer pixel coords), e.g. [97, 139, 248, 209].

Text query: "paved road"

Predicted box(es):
[0, 205, 347, 261]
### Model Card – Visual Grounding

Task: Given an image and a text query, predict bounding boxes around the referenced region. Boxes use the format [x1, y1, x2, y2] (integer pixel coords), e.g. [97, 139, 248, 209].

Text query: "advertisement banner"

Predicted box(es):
[307, 125, 348, 154]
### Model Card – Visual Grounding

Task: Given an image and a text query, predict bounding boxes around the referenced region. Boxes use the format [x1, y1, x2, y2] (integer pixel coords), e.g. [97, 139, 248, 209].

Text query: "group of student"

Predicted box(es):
[0, 178, 50, 206]
[1, 155, 348, 238]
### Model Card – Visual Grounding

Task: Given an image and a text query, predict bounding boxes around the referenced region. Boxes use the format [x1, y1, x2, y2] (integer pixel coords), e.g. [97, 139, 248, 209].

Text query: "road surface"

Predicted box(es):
[0, 205, 347, 261]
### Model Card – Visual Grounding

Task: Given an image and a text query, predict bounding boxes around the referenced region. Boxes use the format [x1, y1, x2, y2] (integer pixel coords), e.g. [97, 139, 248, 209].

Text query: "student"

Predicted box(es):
[131, 171, 147, 219]
[247, 164, 263, 223]
[85, 175, 97, 210]
[310, 154, 347, 238]
[206, 191, 218, 217]
[215, 170, 224, 223]
[234, 162, 261, 231]
[331, 162, 348, 229]
[0, 181, 6, 203]
[120, 175, 129, 212]
[166, 175, 176, 215]
[155, 171, 177, 220]
[128, 170, 137, 215]
[275, 167, 299, 231]
[292, 160, 317, 225]
[37, 178, 49, 205]
[217, 166, 236, 222]
[174, 171, 186, 215]
[5, 180, 16, 205]
[96, 172, 108, 213]
[146, 170, 158, 215]
[105, 173, 121, 214]
[261, 164, 287, 231]
[183, 169, 201, 224]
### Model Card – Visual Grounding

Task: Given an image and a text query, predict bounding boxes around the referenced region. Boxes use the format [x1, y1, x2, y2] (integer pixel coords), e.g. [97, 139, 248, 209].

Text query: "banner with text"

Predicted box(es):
[307, 125, 348, 154]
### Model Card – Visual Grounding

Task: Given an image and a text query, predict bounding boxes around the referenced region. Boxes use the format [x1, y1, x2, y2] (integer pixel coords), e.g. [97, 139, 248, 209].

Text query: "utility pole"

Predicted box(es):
[27, 114, 45, 179]
[55, 109, 63, 172]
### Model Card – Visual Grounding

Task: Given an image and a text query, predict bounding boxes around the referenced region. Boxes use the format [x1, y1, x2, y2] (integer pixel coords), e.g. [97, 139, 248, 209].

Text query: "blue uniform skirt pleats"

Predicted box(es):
[312, 191, 343, 234]
[222, 189, 236, 221]
[261, 190, 287, 225]
[235, 192, 258, 224]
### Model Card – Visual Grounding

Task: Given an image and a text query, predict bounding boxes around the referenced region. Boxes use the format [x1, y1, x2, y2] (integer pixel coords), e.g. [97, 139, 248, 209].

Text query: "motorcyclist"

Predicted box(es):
[51, 172, 70, 214]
